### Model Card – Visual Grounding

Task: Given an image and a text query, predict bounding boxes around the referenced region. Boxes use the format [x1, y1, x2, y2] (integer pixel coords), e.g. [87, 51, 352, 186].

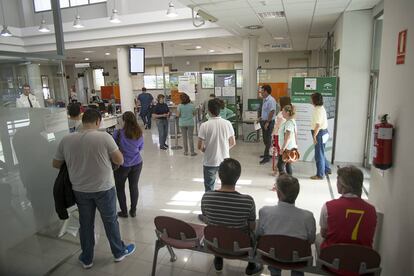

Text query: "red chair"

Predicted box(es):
[317, 244, 381, 275]
[256, 235, 313, 271]
[203, 225, 254, 260]
[152, 216, 204, 276]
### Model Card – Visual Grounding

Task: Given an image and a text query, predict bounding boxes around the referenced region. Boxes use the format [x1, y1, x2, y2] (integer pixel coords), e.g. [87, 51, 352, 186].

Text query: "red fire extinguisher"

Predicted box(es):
[373, 114, 393, 170]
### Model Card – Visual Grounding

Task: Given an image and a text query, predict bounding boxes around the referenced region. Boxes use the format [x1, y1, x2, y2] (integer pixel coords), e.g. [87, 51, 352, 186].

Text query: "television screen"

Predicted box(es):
[129, 47, 145, 74]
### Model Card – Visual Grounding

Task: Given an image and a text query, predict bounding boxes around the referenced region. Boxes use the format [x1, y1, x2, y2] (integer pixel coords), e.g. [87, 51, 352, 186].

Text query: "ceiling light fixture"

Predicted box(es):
[105, 52, 111, 56]
[195, 45, 202, 49]
[73, 9, 84, 28]
[110, 9, 121, 23]
[166, 1, 178, 17]
[244, 25, 263, 30]
[208, 49, 215, 53]
[0, 0, 12, 37]
[38, 14, 51, 33]
[84, 58, 90, 61]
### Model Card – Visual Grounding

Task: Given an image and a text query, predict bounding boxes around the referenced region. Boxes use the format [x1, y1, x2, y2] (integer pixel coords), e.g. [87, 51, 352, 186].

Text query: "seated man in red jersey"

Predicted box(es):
[317, 166, 377, 254]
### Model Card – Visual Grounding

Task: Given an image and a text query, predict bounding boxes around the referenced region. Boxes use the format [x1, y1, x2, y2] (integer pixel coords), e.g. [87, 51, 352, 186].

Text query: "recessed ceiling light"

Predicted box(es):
[105, 52, 111, 56]
[82, 50, 94, 53]
[208, 49, 215, 53]
[257, 11, 285, 19]
[273, 36, 286, 40]
[84, 58, 90, 61]
[245, 25, 263, 30]
[195, 46, 202, 49]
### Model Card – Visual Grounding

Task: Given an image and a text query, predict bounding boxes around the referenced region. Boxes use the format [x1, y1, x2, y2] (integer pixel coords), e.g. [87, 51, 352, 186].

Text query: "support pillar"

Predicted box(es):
[117, 47, 134, 112]
[26, 64, 45, 107]
[242, 36, 258, 112]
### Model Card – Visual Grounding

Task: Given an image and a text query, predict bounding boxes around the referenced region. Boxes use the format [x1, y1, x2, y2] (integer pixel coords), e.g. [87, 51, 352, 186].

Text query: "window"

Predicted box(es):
[34, 0, 106, 12]
[93, 69, 105, 91]
[201, 73, 214, 89]
[236, 69, 243, 88]
[143, 66, 169, 89]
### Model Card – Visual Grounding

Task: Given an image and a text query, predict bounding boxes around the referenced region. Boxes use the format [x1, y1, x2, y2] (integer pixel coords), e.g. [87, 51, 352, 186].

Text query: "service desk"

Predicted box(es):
[100, 114, 122, 133]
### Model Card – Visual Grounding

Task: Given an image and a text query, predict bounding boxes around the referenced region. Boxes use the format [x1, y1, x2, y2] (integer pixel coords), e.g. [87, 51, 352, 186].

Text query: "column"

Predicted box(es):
[117, 47, 134, 112]
[242, 36, 258, 112]
[26, 64, 45, 107]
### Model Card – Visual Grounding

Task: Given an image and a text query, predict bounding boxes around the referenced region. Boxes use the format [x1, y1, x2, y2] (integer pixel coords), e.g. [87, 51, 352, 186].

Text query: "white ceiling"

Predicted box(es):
[177, 0, 381, 51]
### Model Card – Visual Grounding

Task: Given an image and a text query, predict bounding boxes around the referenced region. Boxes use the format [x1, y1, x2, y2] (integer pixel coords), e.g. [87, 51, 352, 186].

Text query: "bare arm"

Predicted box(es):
[198, 138, 205, 152]
[281, 130, 291, 151]
[228, 136, 236, 149]
[110, 149, 124, 165]
[52, 159, 64, 169]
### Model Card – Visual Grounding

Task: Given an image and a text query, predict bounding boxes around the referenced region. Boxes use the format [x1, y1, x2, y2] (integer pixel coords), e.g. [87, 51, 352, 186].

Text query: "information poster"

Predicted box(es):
[178, 75, 196, 101]
[291, 77, 338, 162]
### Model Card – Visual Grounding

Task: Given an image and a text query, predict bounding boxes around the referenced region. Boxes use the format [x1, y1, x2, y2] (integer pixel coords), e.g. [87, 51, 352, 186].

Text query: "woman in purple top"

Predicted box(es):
[113, 111, 144, 218]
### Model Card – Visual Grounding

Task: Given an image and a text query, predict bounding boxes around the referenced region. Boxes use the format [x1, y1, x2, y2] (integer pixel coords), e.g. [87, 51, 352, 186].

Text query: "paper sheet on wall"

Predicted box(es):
[304, 78, 317, 90]
[215, 87, 222, 96]
[178, 76, 196, 101]
[222, 86, 236, 97]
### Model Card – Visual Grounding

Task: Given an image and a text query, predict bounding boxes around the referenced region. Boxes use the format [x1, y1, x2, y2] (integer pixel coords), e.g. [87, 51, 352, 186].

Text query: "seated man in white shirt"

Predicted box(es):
[257, 175, 316, 276]
[16, 84, 41, 108]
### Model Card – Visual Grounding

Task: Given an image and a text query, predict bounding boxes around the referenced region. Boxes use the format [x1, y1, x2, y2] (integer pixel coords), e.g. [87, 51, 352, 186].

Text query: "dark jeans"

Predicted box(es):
[261, 120, 275, 158]
[73, 187, 126, 264]
[277, 154, 292, 175]
[156, 119, 169, 147]
[114, 162, 143, 214]
[268, 266, 304, 276]
[181, 126, 195, 154]
[203, 165, 219, 192]
[140, 109, 152, 128]
[312, 129, 331, 177]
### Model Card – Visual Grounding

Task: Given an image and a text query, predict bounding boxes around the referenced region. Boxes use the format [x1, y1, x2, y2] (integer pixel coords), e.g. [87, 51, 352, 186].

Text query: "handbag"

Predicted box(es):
[281, 120, 300, 163]
[111, 130, 122, 171]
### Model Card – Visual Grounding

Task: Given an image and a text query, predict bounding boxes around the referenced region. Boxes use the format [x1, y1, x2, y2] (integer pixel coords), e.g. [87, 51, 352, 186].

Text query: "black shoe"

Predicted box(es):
[160, 146, 168, 150]
[326, 169, 332, 175]
[197, 214, 206, 223]
[117, 211, 128, 218]
[245, 263, 263, 275]
[213, 256, 223, 272]
[164, 144, 169, 148]
[259, 158, 270, 164]
[129, 209, 136, 217]
[259, 154, 270, 158]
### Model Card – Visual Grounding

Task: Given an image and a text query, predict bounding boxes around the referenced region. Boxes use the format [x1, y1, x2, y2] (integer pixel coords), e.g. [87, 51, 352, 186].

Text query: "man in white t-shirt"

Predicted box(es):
[52, 109, 135, 269]
[198, 98, 236, 192]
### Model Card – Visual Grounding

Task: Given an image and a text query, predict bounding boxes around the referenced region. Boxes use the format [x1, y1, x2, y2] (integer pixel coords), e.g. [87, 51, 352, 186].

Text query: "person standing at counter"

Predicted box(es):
[177, 93, 197, 156]
[68, 103, 82, 133]
[259, 85, 277, 165]
[113, 111, 144, 218]
[310, 92, 331, 180]
[152, 94, 170, 150]
[16, 84, 41, 108]
[137, 87, 154, 129]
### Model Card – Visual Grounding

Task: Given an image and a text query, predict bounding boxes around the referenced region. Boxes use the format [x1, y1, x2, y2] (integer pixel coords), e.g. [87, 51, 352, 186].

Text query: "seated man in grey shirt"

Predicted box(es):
[53, 109, 135, 269]
[256, 175, 316, 276]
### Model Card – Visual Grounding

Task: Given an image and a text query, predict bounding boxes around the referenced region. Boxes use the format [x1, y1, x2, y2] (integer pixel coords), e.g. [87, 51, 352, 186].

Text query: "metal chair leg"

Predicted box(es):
[151, 240, 162, 276]
[166, 245, 177, 262]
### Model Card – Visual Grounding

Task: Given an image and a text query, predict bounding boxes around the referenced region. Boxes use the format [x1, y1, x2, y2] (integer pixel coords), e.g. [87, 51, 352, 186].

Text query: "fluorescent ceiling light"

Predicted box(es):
[105, 52, 111, 56]
[208, 49, 215, 53]
[166, 1, 178, 17]
[38, 19, 50, 33]
[73, 15, 84, 28]
[0, 25, 12, 37]
[195, 45, 202, 49]
[84, 57, 90, 61]
[109, 9, 121, 23]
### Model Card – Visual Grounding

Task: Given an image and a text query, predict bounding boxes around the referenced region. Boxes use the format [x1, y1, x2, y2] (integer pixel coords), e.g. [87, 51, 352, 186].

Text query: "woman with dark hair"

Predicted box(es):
[113, 111, 144, 217]
[277, 104, 298, 176]
[152, 94, 170, 150]
[310, 92, 331, 180]
[177, 93, 197, 156]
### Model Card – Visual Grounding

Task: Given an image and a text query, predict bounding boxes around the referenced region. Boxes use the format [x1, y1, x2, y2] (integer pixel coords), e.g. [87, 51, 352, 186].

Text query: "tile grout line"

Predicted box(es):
[326, 174, 335, 199]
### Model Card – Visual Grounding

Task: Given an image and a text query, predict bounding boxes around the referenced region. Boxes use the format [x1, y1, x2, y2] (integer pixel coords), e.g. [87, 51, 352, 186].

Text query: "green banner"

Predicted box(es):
[291, 77, 337, 98]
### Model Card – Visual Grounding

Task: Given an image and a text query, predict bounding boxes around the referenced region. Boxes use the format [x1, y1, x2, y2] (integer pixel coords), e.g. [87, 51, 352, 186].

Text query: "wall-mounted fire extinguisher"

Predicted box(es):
[373, 114, 393, 170]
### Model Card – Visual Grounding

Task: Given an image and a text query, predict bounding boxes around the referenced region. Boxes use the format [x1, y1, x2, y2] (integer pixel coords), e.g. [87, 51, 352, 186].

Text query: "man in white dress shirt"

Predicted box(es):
[16, 84, 41, 108]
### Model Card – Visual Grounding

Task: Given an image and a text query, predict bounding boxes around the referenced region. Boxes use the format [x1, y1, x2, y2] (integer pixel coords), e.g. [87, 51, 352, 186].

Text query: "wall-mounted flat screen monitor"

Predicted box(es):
[129, 47, 145, 74]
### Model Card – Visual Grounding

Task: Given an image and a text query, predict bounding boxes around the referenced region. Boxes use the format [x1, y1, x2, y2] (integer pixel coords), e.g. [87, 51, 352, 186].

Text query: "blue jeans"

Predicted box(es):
[156, 119, 169, 147]
[203, 166, 219, 192]
[140, 109, 152, 128]
[73, 187, 126, 264]
[312, 129, 331, 177]
[268, 266, 304, 276]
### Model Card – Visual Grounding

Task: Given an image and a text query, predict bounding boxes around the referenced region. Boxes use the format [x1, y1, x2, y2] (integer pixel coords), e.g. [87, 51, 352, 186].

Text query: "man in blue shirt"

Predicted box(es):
[260, 85, 277, 164]
[137, 87, 154, 129]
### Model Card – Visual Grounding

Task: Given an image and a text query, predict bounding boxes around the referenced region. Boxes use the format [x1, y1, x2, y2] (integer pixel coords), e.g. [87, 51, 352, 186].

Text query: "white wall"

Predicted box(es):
[334, 10, 373, 163]
[369, 0, 414, 274]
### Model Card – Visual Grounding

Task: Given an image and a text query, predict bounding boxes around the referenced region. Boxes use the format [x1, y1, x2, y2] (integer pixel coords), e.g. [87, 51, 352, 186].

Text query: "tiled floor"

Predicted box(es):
[10, 124, 370, 276]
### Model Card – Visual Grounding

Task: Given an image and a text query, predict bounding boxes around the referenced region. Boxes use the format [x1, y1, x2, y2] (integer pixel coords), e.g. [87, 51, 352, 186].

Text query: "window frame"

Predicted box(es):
[143, 65, 170, 90]
[33, 0, 107, 13]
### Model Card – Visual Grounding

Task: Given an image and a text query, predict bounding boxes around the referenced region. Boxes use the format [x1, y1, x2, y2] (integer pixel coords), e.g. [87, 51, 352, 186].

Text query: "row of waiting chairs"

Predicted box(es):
[151, 216, 382, 276]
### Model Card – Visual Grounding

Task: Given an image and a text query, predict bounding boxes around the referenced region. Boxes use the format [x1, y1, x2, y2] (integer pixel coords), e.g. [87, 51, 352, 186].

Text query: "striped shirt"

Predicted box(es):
[201, 191, 256, 229]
